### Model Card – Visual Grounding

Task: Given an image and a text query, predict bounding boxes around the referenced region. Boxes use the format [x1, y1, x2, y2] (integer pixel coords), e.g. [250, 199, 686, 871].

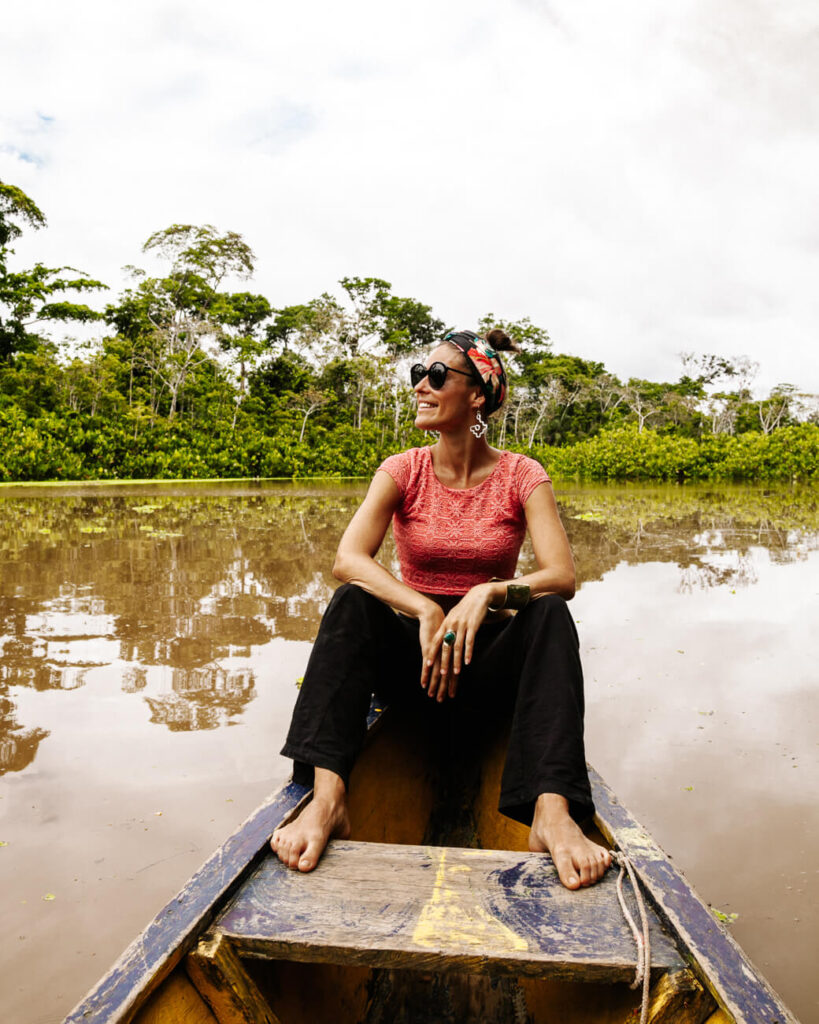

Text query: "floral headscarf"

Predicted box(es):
[443, 329, 508, 415]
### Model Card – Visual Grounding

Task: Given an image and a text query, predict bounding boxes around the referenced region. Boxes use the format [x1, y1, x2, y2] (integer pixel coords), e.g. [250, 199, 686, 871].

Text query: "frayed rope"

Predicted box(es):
[612, 850, 651, 1024]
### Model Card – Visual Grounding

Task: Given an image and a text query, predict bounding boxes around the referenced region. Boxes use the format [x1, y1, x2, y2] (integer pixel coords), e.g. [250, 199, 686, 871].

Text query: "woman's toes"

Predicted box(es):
[553, 851, 580, 889]
[299, 836, 324, 872]
[278, 838, 295, 866]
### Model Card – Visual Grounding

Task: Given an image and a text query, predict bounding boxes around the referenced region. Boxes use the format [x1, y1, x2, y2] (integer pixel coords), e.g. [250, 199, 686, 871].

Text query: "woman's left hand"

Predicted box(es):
[426, 582, 497, 701]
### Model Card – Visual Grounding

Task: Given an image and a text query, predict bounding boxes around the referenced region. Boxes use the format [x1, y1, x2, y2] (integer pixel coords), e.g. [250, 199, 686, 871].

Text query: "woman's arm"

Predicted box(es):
[512, 480, 576, 600]
[333, 470, 442, 621]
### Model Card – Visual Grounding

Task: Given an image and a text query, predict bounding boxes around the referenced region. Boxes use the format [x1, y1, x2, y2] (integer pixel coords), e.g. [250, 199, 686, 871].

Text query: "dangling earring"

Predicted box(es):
[470, 410, 488, 439]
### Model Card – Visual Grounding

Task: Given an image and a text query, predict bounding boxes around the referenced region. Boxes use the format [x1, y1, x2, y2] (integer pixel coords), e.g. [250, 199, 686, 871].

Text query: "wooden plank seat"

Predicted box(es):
[206, 839, 683, 982]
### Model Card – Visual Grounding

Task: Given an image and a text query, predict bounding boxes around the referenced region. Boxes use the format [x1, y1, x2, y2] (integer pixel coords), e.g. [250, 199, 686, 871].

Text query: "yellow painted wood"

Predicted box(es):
[132, 969, 218, 1024]
[641, 967, 717, 1023]
[185, 932, 280, 1024]
[410, 846, 529, 952]
[704, 1011, 734, 1024]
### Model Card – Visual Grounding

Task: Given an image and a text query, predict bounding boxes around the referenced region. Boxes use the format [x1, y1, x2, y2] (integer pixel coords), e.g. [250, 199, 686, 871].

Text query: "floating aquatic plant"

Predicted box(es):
[572, 511, 607, 523]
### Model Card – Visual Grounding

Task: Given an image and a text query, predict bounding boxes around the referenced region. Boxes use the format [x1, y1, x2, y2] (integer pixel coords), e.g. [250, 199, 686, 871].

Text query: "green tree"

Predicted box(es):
[106, 224, 256, 419]
[622, 378, 670, 433]
[677, 353, 759, 436]
[214, 291, 272, 425]
[0, 181, 105, 361]
[266, 279, 443, 432]
[758, 384, 796, 434]
[266, 296, 342, 358]
[379, 292, 444, 358]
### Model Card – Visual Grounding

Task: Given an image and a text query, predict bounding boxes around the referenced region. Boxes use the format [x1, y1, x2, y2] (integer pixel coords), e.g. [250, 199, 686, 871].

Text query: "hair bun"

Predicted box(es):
[484, 327, 521, 353]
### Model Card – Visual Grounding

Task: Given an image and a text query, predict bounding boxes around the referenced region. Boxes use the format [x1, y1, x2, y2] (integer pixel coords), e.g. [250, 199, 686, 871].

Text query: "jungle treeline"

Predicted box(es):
[1, 180, 816, 483]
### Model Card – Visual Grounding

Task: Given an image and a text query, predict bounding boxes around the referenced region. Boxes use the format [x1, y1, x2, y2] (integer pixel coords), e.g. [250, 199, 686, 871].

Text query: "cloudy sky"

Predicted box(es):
[1, 0, 817, 395]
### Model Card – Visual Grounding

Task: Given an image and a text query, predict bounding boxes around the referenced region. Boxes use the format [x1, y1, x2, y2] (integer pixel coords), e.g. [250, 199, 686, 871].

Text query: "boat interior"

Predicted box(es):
[131, 709, 728, 1024]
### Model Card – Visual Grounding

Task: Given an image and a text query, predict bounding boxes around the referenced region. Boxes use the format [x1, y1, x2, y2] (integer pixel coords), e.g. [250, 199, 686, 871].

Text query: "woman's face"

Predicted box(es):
[413, 345, 483, 433]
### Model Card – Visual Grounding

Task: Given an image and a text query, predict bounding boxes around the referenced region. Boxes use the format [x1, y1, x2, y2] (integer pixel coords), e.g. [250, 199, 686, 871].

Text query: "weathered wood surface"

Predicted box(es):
[63, 694, 800, 1024]
[186, 932, 281, 1024]
[589, 767, 799, 1024]
[363, 969, 532, 1024]
[643, 968, 716, 1024]
[246, 960, 374, 1024]
[131, 970, 218, 1024]
[704, 1011, 735, 1024]
[214, 839, 682, 981]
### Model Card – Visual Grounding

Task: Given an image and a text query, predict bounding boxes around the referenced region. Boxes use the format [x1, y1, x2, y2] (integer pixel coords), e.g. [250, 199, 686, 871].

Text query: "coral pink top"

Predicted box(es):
[376, 447, 551, 596]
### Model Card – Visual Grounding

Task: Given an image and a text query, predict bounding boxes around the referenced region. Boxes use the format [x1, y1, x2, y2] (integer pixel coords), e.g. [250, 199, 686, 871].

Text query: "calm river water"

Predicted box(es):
[0, 480, 816, 1023]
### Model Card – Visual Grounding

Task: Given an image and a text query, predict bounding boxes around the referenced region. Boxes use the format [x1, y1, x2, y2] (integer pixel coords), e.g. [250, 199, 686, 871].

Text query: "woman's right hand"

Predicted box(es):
[418, 604, 445, 693]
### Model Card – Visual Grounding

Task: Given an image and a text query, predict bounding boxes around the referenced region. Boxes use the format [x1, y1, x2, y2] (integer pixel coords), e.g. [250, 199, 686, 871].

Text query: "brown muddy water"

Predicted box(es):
[0, 480, 816, 1024]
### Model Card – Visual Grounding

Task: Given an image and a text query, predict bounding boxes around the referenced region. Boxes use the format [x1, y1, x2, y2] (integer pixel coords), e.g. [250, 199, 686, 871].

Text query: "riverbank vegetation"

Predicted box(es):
[1, 180, 817, 482]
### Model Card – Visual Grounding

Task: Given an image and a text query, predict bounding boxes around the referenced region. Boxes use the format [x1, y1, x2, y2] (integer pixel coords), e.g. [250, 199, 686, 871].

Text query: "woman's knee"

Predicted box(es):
[331, 581, 366, 604]
[523, 593, 570, 620]
[325, 582, 391, 626]
[515, 593, 577, 639]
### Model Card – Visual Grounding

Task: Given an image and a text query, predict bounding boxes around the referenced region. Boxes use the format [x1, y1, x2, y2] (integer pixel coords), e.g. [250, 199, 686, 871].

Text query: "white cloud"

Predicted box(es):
[1, 0, 817, 393]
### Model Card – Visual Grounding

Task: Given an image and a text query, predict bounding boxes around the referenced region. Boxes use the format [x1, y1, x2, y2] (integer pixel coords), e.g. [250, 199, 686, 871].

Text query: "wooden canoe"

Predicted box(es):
[64, 705, 799, 1024]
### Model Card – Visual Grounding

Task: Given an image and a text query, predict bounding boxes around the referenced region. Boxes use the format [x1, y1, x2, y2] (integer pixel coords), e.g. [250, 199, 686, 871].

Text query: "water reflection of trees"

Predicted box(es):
[556, 485, 818, 590]
[144, 667, 257, 731]
[0, 634, 94, 690]
[0, 483, 815, 768]
[678, 553, 759, 593]
[0, 695, 49, 775]
[0, 488, 362, 761]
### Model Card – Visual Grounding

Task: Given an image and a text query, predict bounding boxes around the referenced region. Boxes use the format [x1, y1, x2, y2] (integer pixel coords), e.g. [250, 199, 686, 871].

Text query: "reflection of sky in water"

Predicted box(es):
[0, 482, 816, 1023]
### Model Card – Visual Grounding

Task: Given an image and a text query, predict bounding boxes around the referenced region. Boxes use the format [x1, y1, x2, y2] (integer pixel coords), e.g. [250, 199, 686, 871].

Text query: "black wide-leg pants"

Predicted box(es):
[280, 583, 594, 826]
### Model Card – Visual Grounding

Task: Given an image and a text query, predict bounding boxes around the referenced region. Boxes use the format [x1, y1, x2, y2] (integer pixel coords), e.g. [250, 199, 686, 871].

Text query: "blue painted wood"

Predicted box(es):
[589, 766, 799, 1024]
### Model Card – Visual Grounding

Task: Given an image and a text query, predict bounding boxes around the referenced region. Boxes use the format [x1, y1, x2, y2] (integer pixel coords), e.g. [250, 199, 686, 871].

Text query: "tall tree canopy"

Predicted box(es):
[106, 224, 260, 419]
[1, 177, 814, 485]
[0, 181, 105, 361]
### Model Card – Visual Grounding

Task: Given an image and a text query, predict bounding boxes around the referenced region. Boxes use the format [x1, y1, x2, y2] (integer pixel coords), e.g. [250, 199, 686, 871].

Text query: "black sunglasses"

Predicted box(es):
[410, 361, 476, 390]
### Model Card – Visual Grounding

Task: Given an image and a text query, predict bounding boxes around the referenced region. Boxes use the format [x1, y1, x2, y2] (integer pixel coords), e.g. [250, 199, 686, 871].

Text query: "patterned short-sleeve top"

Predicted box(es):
[376, 447, 550, 596]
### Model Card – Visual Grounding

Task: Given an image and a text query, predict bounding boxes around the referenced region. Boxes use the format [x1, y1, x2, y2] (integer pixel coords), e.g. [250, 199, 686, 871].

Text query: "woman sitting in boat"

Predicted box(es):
[271, 328, 612, 891]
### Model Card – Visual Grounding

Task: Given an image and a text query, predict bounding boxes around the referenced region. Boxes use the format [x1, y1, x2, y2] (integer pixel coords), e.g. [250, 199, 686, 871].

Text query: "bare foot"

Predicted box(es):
[270, 768, 350, 872]
[529, 793, 612, 890]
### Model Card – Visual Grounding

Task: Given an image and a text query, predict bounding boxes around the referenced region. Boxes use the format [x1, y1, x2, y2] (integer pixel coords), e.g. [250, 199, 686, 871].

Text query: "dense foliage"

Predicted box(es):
[1, 181, 817, 483]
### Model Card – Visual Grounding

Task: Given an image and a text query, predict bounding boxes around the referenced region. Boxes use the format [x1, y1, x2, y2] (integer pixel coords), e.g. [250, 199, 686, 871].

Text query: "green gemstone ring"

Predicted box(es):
[442, 630, 456, 647]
